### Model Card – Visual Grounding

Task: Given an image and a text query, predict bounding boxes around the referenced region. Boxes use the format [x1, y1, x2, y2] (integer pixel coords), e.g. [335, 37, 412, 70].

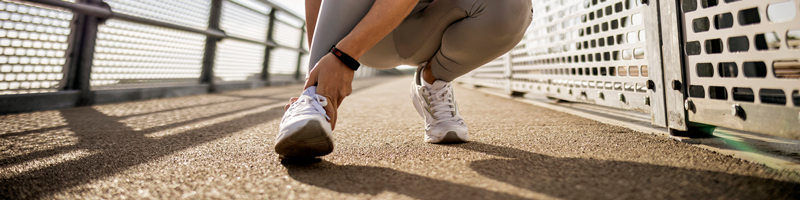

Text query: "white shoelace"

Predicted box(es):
[287, 94, 330, 121]
[423, 83, 461, 125]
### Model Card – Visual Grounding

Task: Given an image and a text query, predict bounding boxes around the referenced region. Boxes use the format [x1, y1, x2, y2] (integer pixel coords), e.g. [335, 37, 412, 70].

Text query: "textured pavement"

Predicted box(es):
[1, 76, 799, 199]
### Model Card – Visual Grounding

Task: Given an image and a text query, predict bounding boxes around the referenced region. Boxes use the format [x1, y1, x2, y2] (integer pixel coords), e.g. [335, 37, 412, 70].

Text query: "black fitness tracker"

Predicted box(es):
[330, 46, 360, 71]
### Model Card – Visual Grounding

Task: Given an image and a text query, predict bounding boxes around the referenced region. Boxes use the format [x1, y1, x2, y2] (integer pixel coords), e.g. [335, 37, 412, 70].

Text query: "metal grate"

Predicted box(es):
[268, 12, 306, 76]
[681, 0, 800, 137]
[214, 38, 265, 82]
[91, 19, 206, 89]
[465, 0, 654, 113]
[103, 0, 211, 30]
[273, 12, 303, 48]
[0, 1, 73, 95]
[298, 53, 309, 78]
[267, 47, 298, 75]
[219, 0, 269, 43]
[213, 0, 270, 82]
[90, 0, 213, 89]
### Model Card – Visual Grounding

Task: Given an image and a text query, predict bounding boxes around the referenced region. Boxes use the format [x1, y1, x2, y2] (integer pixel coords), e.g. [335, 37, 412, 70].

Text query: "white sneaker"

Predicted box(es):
[410, 65, 469, 143]
[275, 86, 334, 158]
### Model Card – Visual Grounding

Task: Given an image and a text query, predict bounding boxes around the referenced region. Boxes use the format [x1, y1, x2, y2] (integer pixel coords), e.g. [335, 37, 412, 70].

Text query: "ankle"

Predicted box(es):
[422, 63, 436, 84]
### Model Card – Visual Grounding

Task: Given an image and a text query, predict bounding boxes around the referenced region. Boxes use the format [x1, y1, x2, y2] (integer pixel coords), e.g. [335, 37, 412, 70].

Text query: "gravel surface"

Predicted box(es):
[1, 77, 799, 199]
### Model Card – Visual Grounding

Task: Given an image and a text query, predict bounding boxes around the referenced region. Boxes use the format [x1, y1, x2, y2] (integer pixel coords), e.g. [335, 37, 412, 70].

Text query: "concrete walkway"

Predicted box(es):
[1, 77, 799, 199]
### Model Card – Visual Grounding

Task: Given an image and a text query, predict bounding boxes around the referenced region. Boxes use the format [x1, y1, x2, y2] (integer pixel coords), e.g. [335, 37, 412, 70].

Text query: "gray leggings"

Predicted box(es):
[309, 0, 532, 82]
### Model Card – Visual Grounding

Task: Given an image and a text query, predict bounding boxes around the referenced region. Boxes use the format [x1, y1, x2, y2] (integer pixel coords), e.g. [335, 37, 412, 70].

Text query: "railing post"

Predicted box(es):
[658, 0, 690, 132]
[261, 9, 277, 85]
[64, 0, 102, 106]
[295, 23, 306, 81]
[200, 0, 223, 92]
[503, 53, 512, 95]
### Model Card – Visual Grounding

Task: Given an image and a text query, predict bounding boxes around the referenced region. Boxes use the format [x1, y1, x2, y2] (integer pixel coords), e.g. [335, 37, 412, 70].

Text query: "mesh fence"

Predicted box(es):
[214, 38, 265, 82]
[90, 0, 211, 89]
[102, 0, 210, 30]
[91, 19, 206, 89]
[214, 0, 269, 82]
[464, 0, 653, 112]
[219, 0, 268, 43]
[0, 1, 72, 95]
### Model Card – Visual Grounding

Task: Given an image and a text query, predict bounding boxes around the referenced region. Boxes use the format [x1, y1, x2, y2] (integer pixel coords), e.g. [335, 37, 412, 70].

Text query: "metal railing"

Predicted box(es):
[0, 0, 385, 114]
[459, 0, 800, 140]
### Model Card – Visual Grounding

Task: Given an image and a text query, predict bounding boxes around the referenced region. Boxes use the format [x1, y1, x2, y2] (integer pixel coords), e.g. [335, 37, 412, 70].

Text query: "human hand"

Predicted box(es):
[284, 97, 298, 111]
[303, 53, 355, 130]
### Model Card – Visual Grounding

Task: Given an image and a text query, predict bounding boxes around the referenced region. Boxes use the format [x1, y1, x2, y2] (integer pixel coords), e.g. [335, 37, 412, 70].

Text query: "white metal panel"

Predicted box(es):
[0, 1, 73, 95]
[214, 38, 265, 82]
[91, 19, 206, 89]
[680, 0, 800, 137]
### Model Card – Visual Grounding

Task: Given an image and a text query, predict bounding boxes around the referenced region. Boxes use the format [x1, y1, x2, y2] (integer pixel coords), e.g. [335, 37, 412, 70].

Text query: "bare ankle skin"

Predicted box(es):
[423, 62, 436, 84]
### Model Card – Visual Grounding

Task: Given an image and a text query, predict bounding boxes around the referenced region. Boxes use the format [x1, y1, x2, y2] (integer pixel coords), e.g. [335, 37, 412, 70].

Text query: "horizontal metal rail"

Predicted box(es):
[254, 0, 303, 21]
[25, 0, 307, 53]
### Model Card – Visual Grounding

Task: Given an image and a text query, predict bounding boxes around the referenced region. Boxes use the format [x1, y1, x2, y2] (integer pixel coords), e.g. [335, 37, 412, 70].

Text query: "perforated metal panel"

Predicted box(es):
[213, 0, 270, 82]
[680, 0, 800, 138]
[267, 47, 298, 75]
[273, 11, 304, 48]
[464, 0, 659, 114]
[214, 38, 265, 82]
[220, 0, 269, 43]
[103, 0, 211, 30]
[0, 1, 72, 95]
[90, 0, 213, 89]
[91, 19, 206, 89]
[298, 53, 309, 78]
[466, 53, 509, 89]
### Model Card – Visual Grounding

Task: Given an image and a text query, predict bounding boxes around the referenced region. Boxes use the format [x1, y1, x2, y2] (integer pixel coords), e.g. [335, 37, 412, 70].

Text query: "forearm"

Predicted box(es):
[335, 0, 418, 60]
[305, 0, 322, 48]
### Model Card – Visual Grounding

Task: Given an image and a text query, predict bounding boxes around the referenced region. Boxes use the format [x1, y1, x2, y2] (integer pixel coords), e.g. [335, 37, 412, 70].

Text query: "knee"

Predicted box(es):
[475, 0, 532, 38]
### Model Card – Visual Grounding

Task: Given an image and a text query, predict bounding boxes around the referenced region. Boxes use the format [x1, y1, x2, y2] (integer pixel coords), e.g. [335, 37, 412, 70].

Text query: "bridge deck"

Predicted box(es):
[1, 77, 798, 199]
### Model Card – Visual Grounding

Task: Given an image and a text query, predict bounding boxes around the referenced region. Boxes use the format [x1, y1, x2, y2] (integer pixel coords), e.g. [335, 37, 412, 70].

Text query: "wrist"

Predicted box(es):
[330, 46, 361, 71]
[334, 38, 365, 60]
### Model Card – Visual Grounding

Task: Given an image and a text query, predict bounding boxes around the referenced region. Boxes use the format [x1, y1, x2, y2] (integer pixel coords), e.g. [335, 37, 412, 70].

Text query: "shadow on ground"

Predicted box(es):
[0, 101, 286, 199]
[0, 78, 390, 199]
[285, 160, 529, 200]
[286, 142, 800, 200]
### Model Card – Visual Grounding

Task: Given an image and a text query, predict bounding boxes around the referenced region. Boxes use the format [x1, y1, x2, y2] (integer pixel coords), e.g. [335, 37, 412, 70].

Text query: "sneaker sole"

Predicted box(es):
[275, 120, 334, 159]
[433, 131, 467, 144]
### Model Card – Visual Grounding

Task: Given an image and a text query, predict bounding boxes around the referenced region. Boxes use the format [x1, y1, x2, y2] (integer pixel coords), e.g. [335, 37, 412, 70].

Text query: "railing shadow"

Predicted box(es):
[449, 142, 800, 200]
[0, 77, 398, 198]
[283, 141, 800, 199]
[0, 100, 286, 199]
[284, 160, 531, 200]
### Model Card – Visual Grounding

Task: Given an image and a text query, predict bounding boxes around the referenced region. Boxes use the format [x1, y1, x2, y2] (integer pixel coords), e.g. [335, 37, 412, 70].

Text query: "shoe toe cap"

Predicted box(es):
[425, 126, 468, 143]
